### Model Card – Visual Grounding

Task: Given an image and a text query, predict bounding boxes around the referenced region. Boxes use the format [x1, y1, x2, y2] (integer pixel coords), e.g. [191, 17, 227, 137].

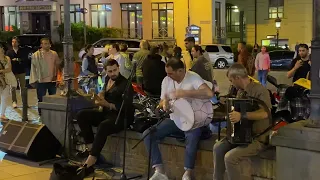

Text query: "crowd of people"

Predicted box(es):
[0, 34, 312, 180]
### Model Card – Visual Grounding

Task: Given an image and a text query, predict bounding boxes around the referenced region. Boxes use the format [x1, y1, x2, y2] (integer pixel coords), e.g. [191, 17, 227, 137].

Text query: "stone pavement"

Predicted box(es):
[0, 69, 291, 180]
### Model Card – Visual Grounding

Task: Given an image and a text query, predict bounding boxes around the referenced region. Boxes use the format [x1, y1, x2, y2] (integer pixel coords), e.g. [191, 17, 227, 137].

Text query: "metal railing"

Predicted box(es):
[121, 28, 143, 39]
[152, 27, 175, 39]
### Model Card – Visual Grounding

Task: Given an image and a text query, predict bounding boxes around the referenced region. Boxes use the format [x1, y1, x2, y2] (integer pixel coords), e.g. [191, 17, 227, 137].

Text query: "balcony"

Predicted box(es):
[121, 28, 143, 39]
[152, 27, 175, 39]
[213, 27, 226, 44]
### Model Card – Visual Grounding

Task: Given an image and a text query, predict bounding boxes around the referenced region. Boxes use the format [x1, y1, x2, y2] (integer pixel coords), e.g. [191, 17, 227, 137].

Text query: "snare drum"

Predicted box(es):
[169, 98, 213, 131]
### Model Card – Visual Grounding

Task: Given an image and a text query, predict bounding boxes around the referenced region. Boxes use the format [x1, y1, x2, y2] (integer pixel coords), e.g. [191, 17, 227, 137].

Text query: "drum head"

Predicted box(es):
[170, 98, 195, 131]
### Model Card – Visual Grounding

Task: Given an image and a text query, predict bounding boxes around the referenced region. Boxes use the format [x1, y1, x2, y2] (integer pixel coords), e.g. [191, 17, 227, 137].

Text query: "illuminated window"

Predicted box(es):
[121, 3, 142, 39]
[3, 6, 20, 31]
[269, 0, 284, 19]
[60, 4, 81, 23]
[152, 2, 174, 38]
[90, 4, 112, 28]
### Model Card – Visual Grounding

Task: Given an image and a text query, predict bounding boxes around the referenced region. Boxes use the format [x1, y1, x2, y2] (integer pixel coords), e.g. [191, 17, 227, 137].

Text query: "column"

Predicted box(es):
[306, 0, 320, 128]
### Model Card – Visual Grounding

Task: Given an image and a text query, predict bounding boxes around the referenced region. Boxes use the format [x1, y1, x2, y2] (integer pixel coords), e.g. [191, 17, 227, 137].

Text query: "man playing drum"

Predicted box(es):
[213, 64, 272, 180]
[143, 57, 213, 180]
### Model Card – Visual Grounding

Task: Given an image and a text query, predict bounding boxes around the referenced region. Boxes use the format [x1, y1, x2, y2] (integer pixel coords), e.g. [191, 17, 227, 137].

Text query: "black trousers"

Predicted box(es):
[76, 109, 124, 157]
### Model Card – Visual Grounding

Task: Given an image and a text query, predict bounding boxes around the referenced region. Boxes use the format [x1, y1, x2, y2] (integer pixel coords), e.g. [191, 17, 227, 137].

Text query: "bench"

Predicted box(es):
[101, 131, 276, 180]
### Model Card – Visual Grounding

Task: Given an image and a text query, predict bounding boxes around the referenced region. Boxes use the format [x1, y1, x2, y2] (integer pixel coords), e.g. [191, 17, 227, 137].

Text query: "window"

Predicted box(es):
[3, 6, 20, 31]
[60, 4, 81, 23]
[90, 4, 112, 28]
[152, 2, 174, 38]
[222, 46, 232, 53]
[226, 4, 241, 32]
[269, 0, 284, 19]
[121, 3, 143, 39]
[205, 45, 219, 53]
[269, 51, 283, 60]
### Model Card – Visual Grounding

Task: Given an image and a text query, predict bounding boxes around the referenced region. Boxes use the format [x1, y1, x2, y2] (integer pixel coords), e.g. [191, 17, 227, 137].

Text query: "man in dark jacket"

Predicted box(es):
[6, 36, 27, 108]
[142, 46, 166, 95]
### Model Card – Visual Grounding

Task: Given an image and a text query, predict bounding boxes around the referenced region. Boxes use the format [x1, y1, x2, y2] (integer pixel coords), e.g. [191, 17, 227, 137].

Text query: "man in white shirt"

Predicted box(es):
[143, 57, 213, 180]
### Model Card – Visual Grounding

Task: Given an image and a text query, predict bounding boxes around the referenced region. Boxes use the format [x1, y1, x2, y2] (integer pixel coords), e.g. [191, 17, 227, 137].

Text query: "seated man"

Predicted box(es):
[277, 43, 311, 122]
[76, 59, 133, 168]
[213, 64, 272, 180]
[144, 57, 213, 180]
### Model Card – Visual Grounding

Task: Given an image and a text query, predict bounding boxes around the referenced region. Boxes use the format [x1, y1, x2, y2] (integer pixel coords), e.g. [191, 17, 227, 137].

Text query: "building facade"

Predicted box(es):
[226, 0, 313, 48]
[0, 0, 226, 47]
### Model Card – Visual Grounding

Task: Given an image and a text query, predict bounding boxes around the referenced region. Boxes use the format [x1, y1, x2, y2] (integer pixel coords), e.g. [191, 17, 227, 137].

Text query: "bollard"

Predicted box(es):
[21, 87, 28, 122]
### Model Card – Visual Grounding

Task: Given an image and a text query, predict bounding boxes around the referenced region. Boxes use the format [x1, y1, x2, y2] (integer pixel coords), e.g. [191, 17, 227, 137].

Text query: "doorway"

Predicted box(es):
[31, 13, 51, 34]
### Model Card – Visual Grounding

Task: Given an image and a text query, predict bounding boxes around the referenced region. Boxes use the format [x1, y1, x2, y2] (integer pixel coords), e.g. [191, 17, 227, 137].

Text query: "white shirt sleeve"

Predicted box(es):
[191, 72, 206, 90]
[160, 77, 169, 100]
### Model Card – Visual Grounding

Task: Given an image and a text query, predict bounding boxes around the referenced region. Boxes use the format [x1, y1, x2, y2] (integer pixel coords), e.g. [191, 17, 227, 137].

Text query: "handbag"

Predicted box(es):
[0, 60, 17, 88]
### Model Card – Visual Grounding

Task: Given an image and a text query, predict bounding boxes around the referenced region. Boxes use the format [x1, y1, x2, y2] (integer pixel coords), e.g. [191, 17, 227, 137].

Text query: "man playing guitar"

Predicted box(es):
[143, 57, 213, 180]
[213, 64, 272, 180]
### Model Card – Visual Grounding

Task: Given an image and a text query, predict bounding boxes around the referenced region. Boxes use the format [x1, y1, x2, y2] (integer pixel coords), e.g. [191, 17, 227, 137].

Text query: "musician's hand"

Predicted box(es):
[170, 90, 187, 99]
[229, 111, 241, 123]
[94, 98, 107, 107]
[162, 100, 170, 111]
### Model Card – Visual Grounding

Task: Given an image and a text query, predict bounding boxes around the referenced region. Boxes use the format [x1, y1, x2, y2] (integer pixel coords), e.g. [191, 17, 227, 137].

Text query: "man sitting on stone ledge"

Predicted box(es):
[213, 64, 272, 180]
[76, 59, 134, 169]
[143, 57, 213, 180]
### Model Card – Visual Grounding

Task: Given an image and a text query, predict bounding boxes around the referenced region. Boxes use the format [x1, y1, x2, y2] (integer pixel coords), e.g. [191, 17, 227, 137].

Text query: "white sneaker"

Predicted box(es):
[182, 171, 193, 180]
[12, 102, 17, 108]
[149, 171, 169, 180]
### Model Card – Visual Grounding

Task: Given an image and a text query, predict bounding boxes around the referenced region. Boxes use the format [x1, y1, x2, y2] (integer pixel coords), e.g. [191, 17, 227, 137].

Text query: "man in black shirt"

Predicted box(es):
[6, 36, 27, 108]
[142, 46, 166, 95]
[287, 44, 310, 82]
[76, 59, 134, 168]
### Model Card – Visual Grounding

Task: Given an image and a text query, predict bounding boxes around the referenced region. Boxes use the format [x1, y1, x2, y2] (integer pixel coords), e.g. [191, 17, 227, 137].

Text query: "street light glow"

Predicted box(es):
[275, 17, 282, 28]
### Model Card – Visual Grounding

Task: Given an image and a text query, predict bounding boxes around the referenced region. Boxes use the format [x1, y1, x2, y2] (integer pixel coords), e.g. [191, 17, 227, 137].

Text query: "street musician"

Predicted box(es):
[213, 64, 272, 180]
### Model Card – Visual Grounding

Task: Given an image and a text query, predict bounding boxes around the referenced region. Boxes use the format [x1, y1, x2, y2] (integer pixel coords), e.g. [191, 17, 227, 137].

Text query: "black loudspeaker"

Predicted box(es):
[0, 120, 61, 162]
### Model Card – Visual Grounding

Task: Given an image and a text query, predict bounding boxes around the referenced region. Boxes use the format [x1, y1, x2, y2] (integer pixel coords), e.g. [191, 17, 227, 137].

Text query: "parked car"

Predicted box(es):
[78, 38, 141, 60]
[201, 44, 234, 69]
[269, 50, 294, 70]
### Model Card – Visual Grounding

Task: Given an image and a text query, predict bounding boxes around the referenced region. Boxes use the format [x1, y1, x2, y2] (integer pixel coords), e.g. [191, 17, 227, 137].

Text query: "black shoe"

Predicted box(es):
[76, 149, 90, 158]
[76, 164, 95, 177]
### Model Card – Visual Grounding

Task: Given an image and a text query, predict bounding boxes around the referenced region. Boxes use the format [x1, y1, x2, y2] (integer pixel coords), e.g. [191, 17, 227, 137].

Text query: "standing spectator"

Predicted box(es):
[142, 46, 166, 95]
[255, 46, 270, 86]
[105, 43, 131, 79]
[6, 36, 27, 108]
[133, 40, 150, 84]
[119, 44, 132, 71]
[182, 37, 210, 71]
[237, 42, 255, 76]
[0, 44, 17, 120]
[172, 46, 182, 60]
[252, 43, 260, 58]
[190, 45, 214, 84]
[287, 44, 310, 82]
[81, 44, 99, 93]
[30, 38, 60, 117]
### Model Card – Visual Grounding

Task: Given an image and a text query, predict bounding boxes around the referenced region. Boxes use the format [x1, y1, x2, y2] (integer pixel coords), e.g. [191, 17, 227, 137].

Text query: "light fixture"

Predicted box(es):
[275, 17, 281, 29]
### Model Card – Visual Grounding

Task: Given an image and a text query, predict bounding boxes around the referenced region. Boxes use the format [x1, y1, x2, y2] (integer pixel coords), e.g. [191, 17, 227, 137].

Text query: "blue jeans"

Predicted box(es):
[258, 70, 268, 87]
[143, 119, 202, 169]
[36, 82, 57, 115]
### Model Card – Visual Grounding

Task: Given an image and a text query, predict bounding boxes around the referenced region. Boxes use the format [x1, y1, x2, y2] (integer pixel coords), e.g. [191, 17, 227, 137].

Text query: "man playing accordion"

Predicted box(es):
[143, 57, 213, 180]
[213, 64, 272, 180]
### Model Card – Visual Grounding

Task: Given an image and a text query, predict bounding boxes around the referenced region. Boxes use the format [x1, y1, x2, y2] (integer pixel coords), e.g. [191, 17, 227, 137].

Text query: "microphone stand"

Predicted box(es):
[114, 62, 142, 180]
[131, 110, 170, 179]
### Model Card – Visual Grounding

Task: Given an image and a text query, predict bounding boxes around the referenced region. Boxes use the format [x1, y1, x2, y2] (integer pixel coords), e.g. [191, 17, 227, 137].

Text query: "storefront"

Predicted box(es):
[1, 0, 226, 46]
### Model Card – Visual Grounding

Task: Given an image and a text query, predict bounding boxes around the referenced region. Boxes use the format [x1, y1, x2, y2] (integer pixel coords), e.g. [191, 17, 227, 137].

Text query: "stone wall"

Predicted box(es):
[101, 131, 276, 180]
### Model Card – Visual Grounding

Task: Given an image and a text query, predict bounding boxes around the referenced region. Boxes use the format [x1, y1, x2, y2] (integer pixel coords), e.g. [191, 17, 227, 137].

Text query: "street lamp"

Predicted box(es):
[275, 17, 281, 47]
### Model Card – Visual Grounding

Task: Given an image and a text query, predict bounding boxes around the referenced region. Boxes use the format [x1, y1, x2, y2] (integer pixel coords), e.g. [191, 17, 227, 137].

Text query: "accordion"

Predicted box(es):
[226, 98, 260, 145]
